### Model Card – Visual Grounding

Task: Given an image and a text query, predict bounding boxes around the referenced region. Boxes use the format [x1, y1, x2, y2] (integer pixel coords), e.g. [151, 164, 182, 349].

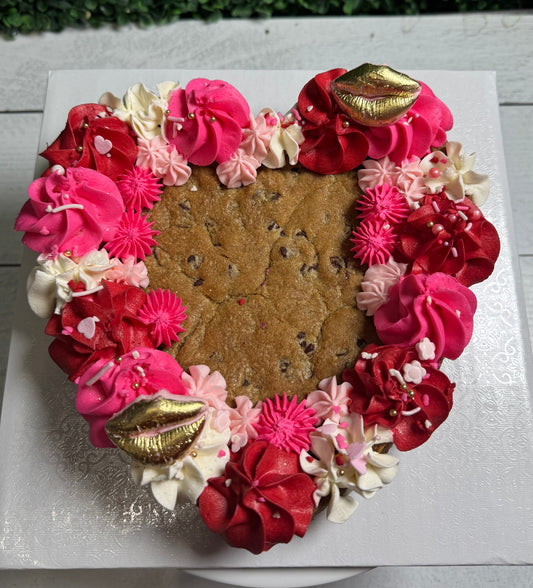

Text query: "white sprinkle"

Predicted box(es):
[451, 246, 458, 258]
[389, 368, 406, 387]
[424, 419, 433, 429]
[225, 478, 232, 487]
[456, 309, 461, 318]
[465, 222, 472, 231]
[306, 105, 314, 112]
[132, 350, 140, 360]
[426, 295, 432, 305]
[272, 511, 281, 519]
[407, 117, 413, 124]
[402, 407, 421, 416]
[106, 153, 111, 158]
[71, 285, 104, 297]
[86, 361, 115, 386]
[98, 111, 107, 118]
[136, 366, 146, 377]
[412, 202, 421, 210]
[457, 210, 468, 221]
[45, 203, 84, 213]
[190, 185, 198, 192]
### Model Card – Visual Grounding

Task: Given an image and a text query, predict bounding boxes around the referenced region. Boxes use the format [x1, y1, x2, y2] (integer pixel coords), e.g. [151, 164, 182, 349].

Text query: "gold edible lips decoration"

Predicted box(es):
[330, 63, 421, 127]
[105, 395, 208, 466]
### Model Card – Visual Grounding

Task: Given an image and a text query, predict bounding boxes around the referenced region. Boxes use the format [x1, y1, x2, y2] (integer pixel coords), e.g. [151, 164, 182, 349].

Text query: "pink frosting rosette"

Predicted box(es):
[359, 82, 453, 164]
[374, 272, 477, 360]
[165, 78, 250, 166]
[76, 347, 188, 448]
[15, 167, 124, 257]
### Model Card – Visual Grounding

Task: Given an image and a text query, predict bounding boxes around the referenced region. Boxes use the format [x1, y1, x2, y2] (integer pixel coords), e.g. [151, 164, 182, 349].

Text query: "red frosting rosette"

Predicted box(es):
[297, 68, 370, 174]
[396, 192, 500, 287]
[41, 103, 137, 181]
[198, 440, 316, 554]
[374, 272, 477, 361]
[45, 280, 154, 381]
[76, 347, 188, 448]
[165, 78, 251, 166]
[343, 344, 455, 451]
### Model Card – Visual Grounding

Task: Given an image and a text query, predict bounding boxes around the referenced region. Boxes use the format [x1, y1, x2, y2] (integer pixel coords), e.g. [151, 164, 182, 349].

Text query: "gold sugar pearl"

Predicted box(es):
[389, 409, 398, 417]
[64, 250, 72, 257]
[188, 112, 195, 119]
[82, 122, 89, 129]
[210, 116, 216, 122]
[408, 389, 416, 398]
[191, 451, 198, 458]
[401, 383, 407, 390]
[165, 109, 170, 115]
[76, 145, 83, 152]
[342, 120, 350, 128]
[132, 382, 140, 390]
[338, 469, 345, 476]
[116, 356, 123, 363]
[427, 221, 434, 228]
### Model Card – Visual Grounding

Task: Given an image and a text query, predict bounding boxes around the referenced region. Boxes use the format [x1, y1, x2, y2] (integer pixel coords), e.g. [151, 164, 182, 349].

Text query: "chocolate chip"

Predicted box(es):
[357, 338, 366, 348]
[297, 332, 306, 340]
[304, 343, 315, 354]
[187, 254, 203, 269]
[330, 256, 346, 272]
[267, 220, 280, 231]
[336, 350, 348, 357]
[242, 379, 250, 387]
[270, 192, 281, 201]
[193, 278, 204, 287]
[279, 359, 290, 373]
[179, 200, 191, 212]
[295, 230, 308, 239]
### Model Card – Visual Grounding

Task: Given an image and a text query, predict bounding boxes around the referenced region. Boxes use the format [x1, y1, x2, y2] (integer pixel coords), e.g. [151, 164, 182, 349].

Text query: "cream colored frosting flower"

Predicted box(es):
[131, 409, 230, 510]
[100, 81, 179, 140]
[27, 249, 113, 318]
[299, 415, 399, 523]
[262, 111, 304, 169]
[420, 141, 489, 205]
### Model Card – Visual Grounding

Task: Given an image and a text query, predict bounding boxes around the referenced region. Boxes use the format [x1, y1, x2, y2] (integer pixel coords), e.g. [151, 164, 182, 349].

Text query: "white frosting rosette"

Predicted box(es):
[300, 414, 399, 523]
[262, 111, 304, 169]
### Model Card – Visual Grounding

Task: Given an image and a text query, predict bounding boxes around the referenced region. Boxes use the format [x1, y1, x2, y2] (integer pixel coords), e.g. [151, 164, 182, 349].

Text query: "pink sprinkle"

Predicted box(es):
[422, 394, 430, 406]
[336, 434, 348, 450]
[257, 496, 266, 503]
[339, 420, 348, 428]
[335, 455, 345, 466]
[40, 226, 50, 235]
[238, 298, 245, 305]
[291, 108, 301, 122]
[440, 158, 447, 164]
[451, 246, 458, 257]
[430, 156, 439, 164]
[62, 326, 73, 335]
[218, 449, 226, 458]
[331, 405, 341, 415]
[260, 322, 266, 329]
[251, 479, 259, 488]
[401, 393, 408, 402]
[431, 200, 440, 213]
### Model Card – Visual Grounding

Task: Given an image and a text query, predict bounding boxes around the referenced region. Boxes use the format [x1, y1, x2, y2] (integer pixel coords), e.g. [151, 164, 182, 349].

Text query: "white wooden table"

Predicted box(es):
[1, 12, 532, 587]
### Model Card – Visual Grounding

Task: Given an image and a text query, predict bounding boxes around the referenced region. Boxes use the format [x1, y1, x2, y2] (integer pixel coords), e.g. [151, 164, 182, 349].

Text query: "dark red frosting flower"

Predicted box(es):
[198, 440, 316, 554]
[396, 192, 500, 286]
[297, 68, 369, 174]
[165, 78, 251, 166]
[343, 344, 455, 451]
[40, 103, 137, 181]
[45, 280, 154, 381]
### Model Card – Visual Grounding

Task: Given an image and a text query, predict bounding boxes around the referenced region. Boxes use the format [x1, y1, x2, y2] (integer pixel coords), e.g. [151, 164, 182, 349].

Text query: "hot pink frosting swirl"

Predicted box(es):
[15, 167, 124, 257]
[75, 347, 188, 448]
[165, 78, 250, 166]
[359, 82, 453, 164]
[374, 272, 477, 360]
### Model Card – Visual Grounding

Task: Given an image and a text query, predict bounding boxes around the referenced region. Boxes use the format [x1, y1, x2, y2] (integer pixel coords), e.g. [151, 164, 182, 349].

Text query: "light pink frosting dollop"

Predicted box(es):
[356, 257, 408, 316]
[374, 272, 477, 360]
[15, 167, 124, 257]
[136, 136, 191, 186]
[75, 347, 187, 447]
[216, 149, 259, 188]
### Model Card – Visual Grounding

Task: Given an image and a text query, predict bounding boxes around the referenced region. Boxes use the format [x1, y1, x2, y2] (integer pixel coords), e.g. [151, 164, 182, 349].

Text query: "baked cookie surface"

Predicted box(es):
[146, 165, 376, 403]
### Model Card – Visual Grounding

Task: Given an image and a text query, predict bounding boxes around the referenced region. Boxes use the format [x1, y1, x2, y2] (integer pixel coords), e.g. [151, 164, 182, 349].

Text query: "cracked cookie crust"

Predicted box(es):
[145, 164, 377, 404]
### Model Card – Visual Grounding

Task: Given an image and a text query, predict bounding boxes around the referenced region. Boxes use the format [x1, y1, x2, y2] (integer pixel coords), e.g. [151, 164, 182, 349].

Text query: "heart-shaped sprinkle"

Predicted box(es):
[77, 316, 98, 339]
[94, 135, 112, 155]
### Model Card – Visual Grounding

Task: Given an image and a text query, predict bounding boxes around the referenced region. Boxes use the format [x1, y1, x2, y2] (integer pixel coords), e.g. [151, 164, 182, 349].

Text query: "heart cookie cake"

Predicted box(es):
[15, 65, 500, 554]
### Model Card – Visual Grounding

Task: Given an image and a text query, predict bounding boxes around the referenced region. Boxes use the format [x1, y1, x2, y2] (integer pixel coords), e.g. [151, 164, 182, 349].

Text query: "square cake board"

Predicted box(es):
[1, 70, 532, 570]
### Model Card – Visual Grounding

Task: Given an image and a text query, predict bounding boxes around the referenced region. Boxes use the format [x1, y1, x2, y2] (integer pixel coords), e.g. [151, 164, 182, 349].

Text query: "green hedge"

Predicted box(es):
[1, 0, 528, 37]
